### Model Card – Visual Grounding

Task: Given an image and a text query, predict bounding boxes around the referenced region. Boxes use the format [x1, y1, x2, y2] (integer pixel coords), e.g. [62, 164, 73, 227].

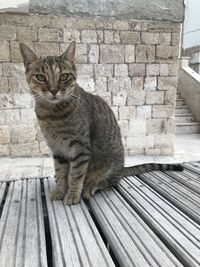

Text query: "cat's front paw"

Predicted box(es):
[63, 192, 81, 205]
[49, 190, 65, 200]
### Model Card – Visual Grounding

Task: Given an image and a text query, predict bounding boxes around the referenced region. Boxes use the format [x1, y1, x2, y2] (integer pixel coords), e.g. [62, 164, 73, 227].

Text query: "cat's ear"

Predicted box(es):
[61, 41, 76, 63]
[19, 43, 37, 66]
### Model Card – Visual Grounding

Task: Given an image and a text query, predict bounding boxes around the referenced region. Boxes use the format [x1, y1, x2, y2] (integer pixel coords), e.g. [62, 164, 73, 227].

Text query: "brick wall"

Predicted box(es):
[0, 13, 181, 157]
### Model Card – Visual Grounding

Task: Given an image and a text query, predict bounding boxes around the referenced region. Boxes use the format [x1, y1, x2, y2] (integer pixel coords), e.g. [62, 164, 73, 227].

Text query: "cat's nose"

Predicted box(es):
[50, 88, 58, 96]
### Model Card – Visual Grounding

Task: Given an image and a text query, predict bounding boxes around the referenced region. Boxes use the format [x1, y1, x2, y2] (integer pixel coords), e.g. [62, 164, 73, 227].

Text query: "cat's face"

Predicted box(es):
[20, 42, 77, 104]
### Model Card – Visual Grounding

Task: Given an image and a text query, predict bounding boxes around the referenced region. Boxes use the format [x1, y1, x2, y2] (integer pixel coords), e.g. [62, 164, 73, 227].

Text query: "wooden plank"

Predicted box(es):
[89, 189, 183, 267]
[138, 171, 200, 224]
[43, 178, 115, 267]
[166, 170, 200, 194]
[0, 179, 47, 267]
[0, 182, 6, 206]
[118, 176, 200, 267]
[182, 163, 200, 176]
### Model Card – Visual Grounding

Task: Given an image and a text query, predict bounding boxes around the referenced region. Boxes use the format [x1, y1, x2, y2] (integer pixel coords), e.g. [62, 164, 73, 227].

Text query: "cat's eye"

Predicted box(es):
[36, 74, 46, 82]
[59, 73, 69, 81]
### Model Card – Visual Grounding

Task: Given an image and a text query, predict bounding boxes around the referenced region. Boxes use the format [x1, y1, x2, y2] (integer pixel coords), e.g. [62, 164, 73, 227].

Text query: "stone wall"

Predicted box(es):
[0, 13, 181, 157]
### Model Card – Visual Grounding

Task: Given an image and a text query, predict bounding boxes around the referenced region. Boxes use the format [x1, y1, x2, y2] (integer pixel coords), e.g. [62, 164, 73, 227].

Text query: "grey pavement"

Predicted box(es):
[0, 134, 200, 181]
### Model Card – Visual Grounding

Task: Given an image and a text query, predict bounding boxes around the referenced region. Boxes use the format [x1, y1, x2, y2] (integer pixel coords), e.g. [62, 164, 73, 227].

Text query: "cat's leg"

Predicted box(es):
[49, 155, 69, 200]
[63, 145, 90, 205]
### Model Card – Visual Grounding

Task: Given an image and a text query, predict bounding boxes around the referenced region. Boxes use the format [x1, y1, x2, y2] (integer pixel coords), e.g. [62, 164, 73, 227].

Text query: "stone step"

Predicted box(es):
[176, 122, 200, 134]
[176, 99, 185, 106]
[175, 107, 191, 114]
[175, 114, 195, 123]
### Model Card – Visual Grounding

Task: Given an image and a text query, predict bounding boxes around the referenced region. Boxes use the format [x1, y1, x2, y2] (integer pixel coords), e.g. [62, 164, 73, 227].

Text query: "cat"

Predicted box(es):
[20, 41, 183, 205]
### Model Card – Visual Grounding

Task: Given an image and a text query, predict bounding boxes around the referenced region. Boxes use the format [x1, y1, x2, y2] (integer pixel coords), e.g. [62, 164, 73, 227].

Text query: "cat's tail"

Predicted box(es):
[121, 163, 183, 177]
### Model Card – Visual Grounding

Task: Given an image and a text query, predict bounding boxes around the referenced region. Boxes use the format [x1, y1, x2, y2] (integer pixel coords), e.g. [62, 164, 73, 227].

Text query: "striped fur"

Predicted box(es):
[20, 42, 183, 205]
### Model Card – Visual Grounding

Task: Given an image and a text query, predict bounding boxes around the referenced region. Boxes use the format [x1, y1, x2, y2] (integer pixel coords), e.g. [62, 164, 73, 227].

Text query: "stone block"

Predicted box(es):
[81, 30, 98, 43]
[148, 21, 181, 33]
[0, 14, 29, 26]
[146, 118, 165, 135]
[0, 109, 20, 125]
[166, 118, 175, 134]
[127, 91, 145, 105]
[118, 120, 129, 136]
[160, 64, 168, 76]
[0, 26, 16, 40]
[65, 16, 95, 29]
[130, 20, 148, 31]
[136, 105, 152, 119]
[152, 105, 175, 118]
[136, 45, 155, 63]
[172, 33, 180, 46]
[95, 77, 107, 93]
[128, 120, 147, 136]
[17, 27, 37, 41]
[114, 64, 128, 76]
[100, 45, 125, 63]
[128, 64, 145, 76]
[0, 94, 13, 109]
[38, 28, 63, 42]
[29, 15, 65, 28]
[146, 91, 164, 104]
[154, 134, 174, 150]
[168, 63, 179, 76]
[11, 124, 37, 143]
[131, 77, 144, 90]
[9, 76, 29, 93]
[0, 144, 9, 156]
[146, 64, 160, 76]
[113, 94, 127, 106]
[104, 31, 120, 43]
[40, 141, 51, 155]
[156, 45, 179, 63]
[141, 32, 171, 45]
[141, 32, 160, 44]
[120, 31, 140, 44]
[94, 64, 113, 76]
[88, 45, 99, 63]
[112, 19, 129, 30]
[119, 106, 136, 120]
[0, 126, 10, 144]
[10, 142, 40, 157]
[108, 77, 131, 94]
[20, 108, 37, 123]
[63, 29, 81, 43]
[95, 17, 113, 29]
[0, 64, 2, 76]
[3, 63, 24, 76]
[35, 42, 60, 57]
[0, 41, 10, 62]
[77, 64, 93, 77]
[158, 77, 178, 90]
[0, 78, 9, 93]
[125, 45, 135, 63]
[144, 77, 157, 91]
[164, 89, 176, 105]
[77, 77, 95, 92]
[12, 93, 33, 108]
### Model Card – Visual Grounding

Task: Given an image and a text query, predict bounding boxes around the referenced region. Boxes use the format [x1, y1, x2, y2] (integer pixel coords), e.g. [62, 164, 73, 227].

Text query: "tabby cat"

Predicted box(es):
[20, 41, 183, 205]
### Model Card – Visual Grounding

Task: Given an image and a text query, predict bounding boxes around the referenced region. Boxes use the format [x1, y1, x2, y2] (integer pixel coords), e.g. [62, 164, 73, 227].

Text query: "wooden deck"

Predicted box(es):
[0, 162, 200, 267]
